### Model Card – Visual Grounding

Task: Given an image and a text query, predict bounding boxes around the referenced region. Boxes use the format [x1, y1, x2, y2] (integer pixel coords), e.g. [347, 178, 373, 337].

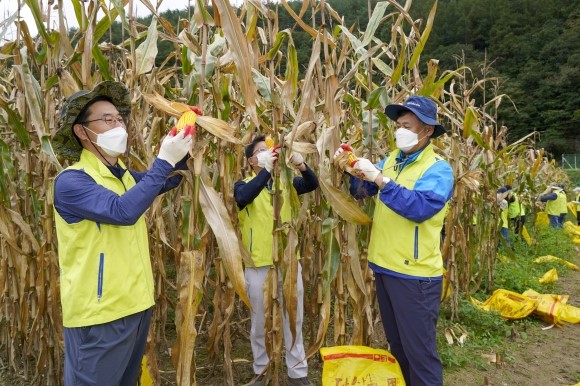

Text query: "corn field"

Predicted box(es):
[0, 0, 568, 384]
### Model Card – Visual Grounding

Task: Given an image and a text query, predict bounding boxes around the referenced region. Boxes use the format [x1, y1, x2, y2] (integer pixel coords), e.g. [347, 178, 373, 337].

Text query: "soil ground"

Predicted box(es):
[442, 271, 580, 386]
[2, 255, 580, 386]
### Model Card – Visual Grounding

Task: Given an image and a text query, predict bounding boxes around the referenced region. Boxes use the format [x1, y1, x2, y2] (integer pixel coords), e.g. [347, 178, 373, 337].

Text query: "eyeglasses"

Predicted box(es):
[252, 148, 268, 156]
[80, 114, 126, 126]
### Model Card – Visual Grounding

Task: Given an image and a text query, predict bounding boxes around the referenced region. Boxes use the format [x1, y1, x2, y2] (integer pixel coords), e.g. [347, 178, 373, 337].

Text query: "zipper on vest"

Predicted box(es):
[97, 253, 104, 302]
[414, 226, 419, 260]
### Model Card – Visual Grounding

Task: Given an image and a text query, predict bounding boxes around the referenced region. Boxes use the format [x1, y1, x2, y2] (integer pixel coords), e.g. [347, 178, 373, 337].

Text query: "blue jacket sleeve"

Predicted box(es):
[130, 156, 188, 193]
[234, 169, 272, 209]
[292, 164, 319, 194]
[54, 158, 182, 225]
[234, 165, 319, 210]
[539, 193, 557, 202]
[378, 161, 454, 223]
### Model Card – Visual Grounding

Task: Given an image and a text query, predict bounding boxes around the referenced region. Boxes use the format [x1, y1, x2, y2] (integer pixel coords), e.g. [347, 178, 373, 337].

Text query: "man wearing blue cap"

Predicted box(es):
[334, 95, 454, 386]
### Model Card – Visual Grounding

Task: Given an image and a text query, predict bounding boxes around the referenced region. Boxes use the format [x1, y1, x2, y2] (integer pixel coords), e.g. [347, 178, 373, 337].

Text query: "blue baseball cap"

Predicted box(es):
[385, 96, 446, 138]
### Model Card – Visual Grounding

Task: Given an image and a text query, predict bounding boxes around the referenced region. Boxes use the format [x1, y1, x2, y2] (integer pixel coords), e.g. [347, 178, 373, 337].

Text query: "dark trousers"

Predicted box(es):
[548, 214, 562, 228]
[510, 216, 526, 235]
[64, 307, 153, 386]
[375, 273, 443, 386]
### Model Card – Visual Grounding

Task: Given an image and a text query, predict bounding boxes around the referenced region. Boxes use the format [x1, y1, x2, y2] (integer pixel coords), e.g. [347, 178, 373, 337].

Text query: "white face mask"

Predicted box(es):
[84, 126, 128, 157]
[395, 128, 419, 152]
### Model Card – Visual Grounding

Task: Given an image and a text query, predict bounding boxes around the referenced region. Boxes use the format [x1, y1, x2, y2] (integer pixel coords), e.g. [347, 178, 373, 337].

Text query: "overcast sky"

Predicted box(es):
[0, 0, 242, 41]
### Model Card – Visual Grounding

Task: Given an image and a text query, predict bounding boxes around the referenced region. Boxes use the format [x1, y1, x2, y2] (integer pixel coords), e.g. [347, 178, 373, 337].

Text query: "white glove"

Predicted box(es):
[158, 130, 193, 167]
[352, 158, 381, 182]
[256, 149, 277, 173]
[333, 146, 346, 161]
[499, 199, 508, 210]
[289, 152, 304, 168]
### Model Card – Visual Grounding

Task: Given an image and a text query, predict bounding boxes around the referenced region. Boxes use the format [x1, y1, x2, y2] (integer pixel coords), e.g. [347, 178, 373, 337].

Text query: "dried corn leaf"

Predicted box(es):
[319, 177, 372, 225]
[196, 116, 241, 144]
[142, 93, 239, 143]
[142, 92, 189, 117]
[212, 0, 259, 127]
[175, 250, 204, 385]
[282, 228, 299, 347]
[305, 291, 331, 359]
[199, 179, 250, 308]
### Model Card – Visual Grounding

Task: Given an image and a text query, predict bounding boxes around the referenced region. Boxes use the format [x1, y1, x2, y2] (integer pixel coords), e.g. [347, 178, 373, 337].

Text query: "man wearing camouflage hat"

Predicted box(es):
[52, 80, 194, 385]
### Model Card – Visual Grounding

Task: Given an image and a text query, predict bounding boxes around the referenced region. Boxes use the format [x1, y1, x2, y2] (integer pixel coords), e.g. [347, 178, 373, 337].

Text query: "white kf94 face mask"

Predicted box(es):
[395, 127, 419, 153]
[84, 126, 128, 157]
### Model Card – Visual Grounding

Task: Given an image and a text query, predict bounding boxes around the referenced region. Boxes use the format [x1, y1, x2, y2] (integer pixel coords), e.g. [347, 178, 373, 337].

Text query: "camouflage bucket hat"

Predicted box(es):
[53, 81, 131, 161]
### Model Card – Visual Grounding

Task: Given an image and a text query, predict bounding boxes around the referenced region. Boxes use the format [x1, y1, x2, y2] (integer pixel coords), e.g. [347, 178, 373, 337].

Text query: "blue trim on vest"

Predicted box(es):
[97, 253, 104, 302]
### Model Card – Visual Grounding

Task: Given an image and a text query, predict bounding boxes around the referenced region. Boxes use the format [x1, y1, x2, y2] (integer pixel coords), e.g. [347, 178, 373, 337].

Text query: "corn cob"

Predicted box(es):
[175, 111, 198, 132]
[265, 136, 275, 149]
[339, 143, 358, 166]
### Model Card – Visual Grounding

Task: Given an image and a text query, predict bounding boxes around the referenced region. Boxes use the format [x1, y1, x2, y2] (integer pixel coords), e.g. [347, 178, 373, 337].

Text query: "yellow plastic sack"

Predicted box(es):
[522, 289, 568, 326]
[320, 345, 406, 386]
[521, 225, 533, 245]
[523, 289, 580, 325]
[564, 221, 580, 237]
[140, 356, 153, 386]
[538, 268, 558, 284]
[534, 255, 580, 271]
[470, 289, 537, 319]
[535, 211, 549, 226]
[560, 303, 580, 324]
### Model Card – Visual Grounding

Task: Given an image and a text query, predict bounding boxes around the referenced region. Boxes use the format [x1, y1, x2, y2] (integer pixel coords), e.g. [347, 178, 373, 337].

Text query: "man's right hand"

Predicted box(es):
[256, 149, 278, 173]
[158, 130, 193, 167]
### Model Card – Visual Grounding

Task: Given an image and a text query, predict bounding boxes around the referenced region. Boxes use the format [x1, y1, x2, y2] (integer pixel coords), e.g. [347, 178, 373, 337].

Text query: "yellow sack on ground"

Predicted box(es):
[522, 289, 568, 326]
[539, 268, 558, 284]
[522, 225, 533, 245]
[536, 211, 549, 226]
[534, 255, 580, 271]
[320, 345, 406, 386]
[560, 303, 580, 324]
[564, 221, 580, 237]
[471, 289, 537, 319]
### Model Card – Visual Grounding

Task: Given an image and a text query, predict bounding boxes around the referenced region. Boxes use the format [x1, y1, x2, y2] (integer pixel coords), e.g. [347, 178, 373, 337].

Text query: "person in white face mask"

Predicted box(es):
[333, 95, 454, 386]
[52, 81, 196, 386]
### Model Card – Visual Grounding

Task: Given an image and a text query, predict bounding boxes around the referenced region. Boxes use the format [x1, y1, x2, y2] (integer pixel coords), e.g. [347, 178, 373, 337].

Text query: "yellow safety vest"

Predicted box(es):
[545, 190, 567, 215]
[367, 145, 449, 278]
[500, 206, 509, 229]
[508, 195, 524, 219]
[237, 174, 293, 267]
[54, 150, 154, 327]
